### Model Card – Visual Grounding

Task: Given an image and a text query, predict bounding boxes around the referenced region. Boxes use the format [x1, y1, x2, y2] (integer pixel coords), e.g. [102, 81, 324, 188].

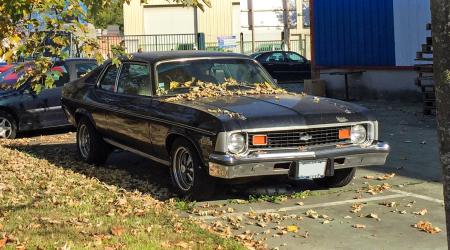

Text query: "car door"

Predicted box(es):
[91, 63, 121, 137]
[285, 52, 311, 82]
[102, 62, 153, 153]
[20, 63, 70, 129]
[257, 52, 289, 82]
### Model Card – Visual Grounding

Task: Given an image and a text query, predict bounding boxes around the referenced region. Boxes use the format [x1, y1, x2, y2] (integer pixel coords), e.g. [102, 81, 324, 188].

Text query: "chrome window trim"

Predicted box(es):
[214, 121, 377, 155]
[153, 56, 277, 95]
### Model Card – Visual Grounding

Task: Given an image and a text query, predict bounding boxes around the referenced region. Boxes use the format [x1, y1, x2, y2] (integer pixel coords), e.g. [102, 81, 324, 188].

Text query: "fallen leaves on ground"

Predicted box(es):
[367, 183, 391, 195]
[413, 221, 442, 234]
[0, 142, 243, 249]
[352, 224, 366, 229]
[366, 213, 381, 221]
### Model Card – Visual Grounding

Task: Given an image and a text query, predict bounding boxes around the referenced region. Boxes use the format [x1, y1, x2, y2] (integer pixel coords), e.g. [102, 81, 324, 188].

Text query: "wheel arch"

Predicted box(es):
[165, 131, 207, 167]
[74, 108, 96, 127]
[0, 106, 18, 125]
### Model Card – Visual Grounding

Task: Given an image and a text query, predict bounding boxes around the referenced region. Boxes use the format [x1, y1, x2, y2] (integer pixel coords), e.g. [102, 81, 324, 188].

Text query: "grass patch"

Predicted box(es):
[0, 145, 243, 249]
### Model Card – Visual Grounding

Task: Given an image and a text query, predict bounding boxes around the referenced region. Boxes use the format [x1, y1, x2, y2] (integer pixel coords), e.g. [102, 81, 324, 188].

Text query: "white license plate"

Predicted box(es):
[296, 160, 327, 179]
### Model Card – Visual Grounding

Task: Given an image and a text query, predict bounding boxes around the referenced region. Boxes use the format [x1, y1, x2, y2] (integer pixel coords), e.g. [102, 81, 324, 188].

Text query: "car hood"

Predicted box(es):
[177, 94, 374, 131]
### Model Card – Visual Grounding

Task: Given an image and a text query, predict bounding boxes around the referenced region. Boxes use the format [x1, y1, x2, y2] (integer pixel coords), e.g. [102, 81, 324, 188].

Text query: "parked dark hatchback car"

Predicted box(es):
[0, 58, 97, 139]
[251, 51, 311, 83]
[62, 51, 389, 200]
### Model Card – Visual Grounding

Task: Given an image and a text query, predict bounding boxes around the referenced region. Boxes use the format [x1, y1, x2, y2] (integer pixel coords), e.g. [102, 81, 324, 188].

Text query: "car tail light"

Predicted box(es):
[338, 128, 351, 139]
[252, 135, 268, 146]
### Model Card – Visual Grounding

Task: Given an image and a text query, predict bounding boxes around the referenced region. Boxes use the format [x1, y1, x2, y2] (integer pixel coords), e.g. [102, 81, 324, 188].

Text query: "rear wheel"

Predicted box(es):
[314, 168, 356, 188]
[0, 111, 17, 139]
[77, 117, 110, 165]
[170, 138, 215, 200]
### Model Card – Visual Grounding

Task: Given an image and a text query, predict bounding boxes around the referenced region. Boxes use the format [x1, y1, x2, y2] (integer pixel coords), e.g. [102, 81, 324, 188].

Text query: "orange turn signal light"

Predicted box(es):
[339, 128, 351, 139]
[252, 135, 268, 146]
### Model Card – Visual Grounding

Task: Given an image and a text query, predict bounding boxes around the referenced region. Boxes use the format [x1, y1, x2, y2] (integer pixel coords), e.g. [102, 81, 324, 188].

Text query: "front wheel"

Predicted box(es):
[77, 117, 110, 165]
[314, 168, 356, 188]
[170, 138, 215, 200]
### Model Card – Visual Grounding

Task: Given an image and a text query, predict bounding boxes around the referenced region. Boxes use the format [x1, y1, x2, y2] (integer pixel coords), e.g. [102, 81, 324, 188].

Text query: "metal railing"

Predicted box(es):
[206, 37, 309, 56]
[98, 34, 198, 58]
[97, 33, 310, 59]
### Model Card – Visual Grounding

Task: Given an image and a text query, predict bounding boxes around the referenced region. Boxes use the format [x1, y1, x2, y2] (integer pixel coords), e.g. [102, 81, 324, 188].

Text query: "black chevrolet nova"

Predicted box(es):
[62, 51, 390, 200]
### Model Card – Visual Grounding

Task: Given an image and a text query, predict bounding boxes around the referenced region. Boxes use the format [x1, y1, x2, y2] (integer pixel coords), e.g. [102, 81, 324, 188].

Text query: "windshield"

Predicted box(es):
[155, 58, 275, 96]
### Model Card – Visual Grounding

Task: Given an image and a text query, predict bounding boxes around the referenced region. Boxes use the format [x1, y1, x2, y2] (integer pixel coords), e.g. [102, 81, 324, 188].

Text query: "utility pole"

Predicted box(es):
[430, 0, 450, 247]
[247, 0, 255, 53]
[282, 0, 291, 51]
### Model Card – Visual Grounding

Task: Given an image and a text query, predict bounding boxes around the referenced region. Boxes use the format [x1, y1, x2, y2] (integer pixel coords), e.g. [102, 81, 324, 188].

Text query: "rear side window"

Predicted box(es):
[117, 63, 151, 96]
[49, 64, 70, 87]
[99, 65, 119, 91]
[262, 52, 286, 63]
[286, 52, 306, 63]
[75, 62, 97, 78]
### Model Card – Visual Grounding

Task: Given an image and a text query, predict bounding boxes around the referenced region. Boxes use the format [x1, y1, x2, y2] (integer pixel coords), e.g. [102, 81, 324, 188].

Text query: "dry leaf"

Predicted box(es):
[367, 183, 391, 195]
[413, 221, 442, 234]
[305, 209, 319, 219]
[351, 203, 364, 213]
[380, 201, 396, 207]
[344, 216, 352, 219]
[377, 173, 395, 180]
[352, 224, 366, 229]
[286, 225, 298, 232]
[322, 220, 331, 224]
[111, 226, 125, 236]
[0, 236, 7, 248]
[366, 213, 379, 219]
[296, 202, 304, 206]
[174, 241, 190, 249]
[363, 175, 375, 180]
[413, 209, 428, 216]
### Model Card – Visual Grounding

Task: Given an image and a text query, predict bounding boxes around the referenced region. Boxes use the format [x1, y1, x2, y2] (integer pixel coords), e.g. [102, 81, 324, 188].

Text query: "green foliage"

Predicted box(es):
[87, 0, 124, 31]
[0, 0, 211, 93]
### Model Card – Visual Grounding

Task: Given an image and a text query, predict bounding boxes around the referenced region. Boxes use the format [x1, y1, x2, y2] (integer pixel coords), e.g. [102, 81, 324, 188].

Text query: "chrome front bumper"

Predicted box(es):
[208, 141, 390, 179]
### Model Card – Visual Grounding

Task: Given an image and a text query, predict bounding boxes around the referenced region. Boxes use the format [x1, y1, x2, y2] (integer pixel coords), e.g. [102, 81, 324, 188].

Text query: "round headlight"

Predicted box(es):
[351, 125, 367, 144]
[227, 133, 246, 154]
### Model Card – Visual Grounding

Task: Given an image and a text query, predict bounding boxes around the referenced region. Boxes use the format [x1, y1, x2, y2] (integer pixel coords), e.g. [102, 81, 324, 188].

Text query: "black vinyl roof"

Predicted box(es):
[130, 50, 249, 63]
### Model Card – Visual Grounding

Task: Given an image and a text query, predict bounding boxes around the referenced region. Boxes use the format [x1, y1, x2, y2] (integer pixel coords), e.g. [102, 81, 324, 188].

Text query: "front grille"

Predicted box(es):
[248, 126, 352, 149]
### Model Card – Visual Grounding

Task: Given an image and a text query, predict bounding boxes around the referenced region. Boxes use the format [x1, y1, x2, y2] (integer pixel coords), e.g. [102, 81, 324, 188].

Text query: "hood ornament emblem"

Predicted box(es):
[336, 116, 349, 123]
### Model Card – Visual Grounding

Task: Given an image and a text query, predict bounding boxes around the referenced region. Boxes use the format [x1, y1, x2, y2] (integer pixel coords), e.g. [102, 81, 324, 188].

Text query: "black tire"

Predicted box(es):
[314, 168, 356, 188]
[0, 111, 17, 139]
[170, 138, 216, 201]
[76, 117, 110, 165]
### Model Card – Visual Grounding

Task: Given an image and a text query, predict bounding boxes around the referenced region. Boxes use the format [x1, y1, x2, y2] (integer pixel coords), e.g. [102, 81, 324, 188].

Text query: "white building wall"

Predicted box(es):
[393, 0, 431, 66]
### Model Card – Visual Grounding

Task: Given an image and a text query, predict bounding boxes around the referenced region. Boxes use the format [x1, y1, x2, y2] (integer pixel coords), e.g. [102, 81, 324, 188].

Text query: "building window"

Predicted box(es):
[302, 0, 310, 28]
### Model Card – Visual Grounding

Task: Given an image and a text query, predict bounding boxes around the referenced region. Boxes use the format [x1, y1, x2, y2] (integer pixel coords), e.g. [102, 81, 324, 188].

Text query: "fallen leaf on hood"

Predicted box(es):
[352, 224, 366, 229]
[413, 221, 441, 234]
[413, 209, 428, 216]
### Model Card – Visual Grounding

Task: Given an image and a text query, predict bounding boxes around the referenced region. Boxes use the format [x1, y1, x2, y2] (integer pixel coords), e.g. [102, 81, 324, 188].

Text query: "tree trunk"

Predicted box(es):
[431, 0, 450, 247]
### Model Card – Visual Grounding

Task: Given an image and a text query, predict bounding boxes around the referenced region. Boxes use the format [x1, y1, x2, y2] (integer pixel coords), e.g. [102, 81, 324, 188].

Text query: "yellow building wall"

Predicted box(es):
[198, 0, 237, 42]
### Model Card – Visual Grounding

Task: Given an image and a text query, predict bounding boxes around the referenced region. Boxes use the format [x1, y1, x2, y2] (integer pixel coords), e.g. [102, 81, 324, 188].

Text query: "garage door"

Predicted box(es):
[143, 6, 195, 35]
